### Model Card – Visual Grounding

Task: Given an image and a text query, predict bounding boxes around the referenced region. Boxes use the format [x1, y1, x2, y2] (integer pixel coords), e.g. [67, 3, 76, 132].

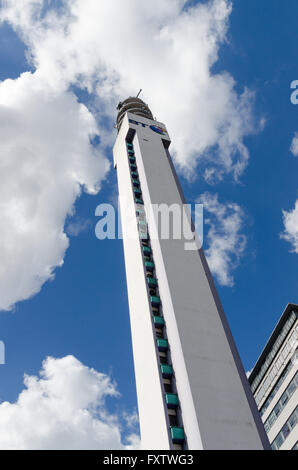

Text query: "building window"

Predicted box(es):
[159, 355, 168, 364]
[271, 406, 298, 450]
[169, 414, 179, 427]
[291, 441, 298, 450]
[260, 358, 294, 417]
[251, 312, 297, 394]
[264, 371, 298, 433]
[164, 383, 172, 393]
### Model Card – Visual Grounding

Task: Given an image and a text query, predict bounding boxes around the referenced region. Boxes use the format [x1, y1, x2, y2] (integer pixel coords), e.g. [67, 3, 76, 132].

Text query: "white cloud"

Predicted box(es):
[290, 132, 298, 156]
[0, 355, 139, 450]
[1, 0, 257, 179]
[281, 200, 298, 254]
[66, 216, 92, 237]
[0, 72, 109, 311]
[282, 134, 298, 254]
[199, 192, 246, 286]
[122, 410, 139, 430]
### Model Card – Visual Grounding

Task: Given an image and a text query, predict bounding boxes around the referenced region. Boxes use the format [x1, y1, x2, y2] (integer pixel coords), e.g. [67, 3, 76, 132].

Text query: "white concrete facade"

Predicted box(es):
[249, 304, 298, 450]
[114, 107, 270, 450]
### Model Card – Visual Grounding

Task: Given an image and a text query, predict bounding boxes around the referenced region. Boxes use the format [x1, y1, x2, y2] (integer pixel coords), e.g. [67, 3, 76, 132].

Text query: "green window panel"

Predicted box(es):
[147, 277, 157, 287]
[143, 246, 152, 255]
[127, 143, 133, 149]
[133, 187, 141, 195]
[153, 316, 165, 327]
[157, 338, 168, 351]
[132, 179, 140, 187]
[166, 393, 179, 408]
[170, 427, 185, 444]
[130, 164, 137, 171]
[129, 157, 136, 163]
[135, 198, 143, 204]
[160, 364, 173, 378]
[150, 295, 161, 306]
[131, 171, 138, 177]
[145, 261, 155, 271]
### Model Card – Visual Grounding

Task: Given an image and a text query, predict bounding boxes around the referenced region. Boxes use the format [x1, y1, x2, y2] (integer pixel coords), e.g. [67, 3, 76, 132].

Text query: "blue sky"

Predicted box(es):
[0, 0, 297, 449]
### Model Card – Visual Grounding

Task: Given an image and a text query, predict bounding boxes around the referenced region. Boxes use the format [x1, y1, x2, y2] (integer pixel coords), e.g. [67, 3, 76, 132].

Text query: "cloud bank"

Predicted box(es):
[0, 355, 139, 449]
[199, 192, 246, 286]
[0, 72, 109, 310]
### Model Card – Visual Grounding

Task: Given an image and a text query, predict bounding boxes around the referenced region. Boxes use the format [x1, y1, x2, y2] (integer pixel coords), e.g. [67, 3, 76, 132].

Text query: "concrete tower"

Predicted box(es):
[113, 97, 270, 450]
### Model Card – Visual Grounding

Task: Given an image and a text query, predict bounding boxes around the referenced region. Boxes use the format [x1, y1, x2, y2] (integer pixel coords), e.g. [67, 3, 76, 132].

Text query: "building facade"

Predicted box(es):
[249, 304, 298, 450]
[113, 97, 269, 450]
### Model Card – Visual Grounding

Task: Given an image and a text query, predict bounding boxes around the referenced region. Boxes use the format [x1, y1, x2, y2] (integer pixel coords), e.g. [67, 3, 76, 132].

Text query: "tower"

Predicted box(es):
[113, 97, 270, 450]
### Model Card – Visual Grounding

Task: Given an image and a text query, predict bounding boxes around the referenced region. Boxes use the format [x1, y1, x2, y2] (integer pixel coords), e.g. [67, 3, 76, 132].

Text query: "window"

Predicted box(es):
[271, 406, 298, 449]
[150, 295, 161, 306]
[169, 414, 178, 427]
[166, 393, 179, 408]
[288, 412, 297, 430]
[147, 277, 157, 288]
[275, 402, 281, 417]
[264, 371, 298, 433]
[157, 338, 168, 351]
[281, 392, 289, 407]
[136, 209, 145, 218]
[170, 427, 185, 444]
[161, 364, 173, 378]
[143, 246, 152, 256]
[281, 422, 291, 439]
[251, 312, 297, 394]
[272, 433, 284, 450]
[259, 355, 295, 416]
[153, 316, 165, 327]
[291, 441, 298, 450]
[159, 355, 168, 364]
[164, 383, 173, 393]
[145, 261, 154, 271]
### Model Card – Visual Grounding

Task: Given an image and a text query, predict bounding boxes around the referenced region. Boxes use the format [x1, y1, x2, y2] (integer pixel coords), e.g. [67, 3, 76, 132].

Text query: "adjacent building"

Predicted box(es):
[249, 303, 298, 450]
[113, 97, 269, 450]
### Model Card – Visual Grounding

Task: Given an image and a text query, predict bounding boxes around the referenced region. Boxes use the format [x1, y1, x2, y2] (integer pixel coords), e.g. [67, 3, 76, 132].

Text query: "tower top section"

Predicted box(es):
[116, 97, 153, 133]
